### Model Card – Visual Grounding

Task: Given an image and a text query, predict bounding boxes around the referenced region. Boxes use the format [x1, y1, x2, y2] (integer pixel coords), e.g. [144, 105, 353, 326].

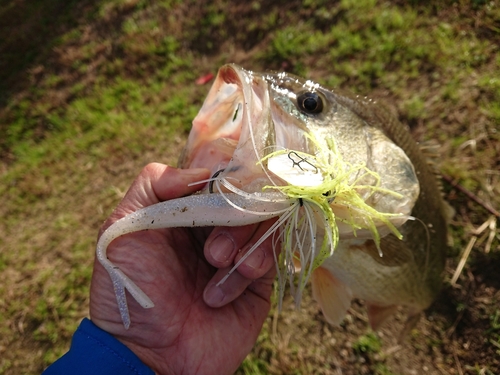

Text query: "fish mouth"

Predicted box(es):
[180, 64, 278, 193]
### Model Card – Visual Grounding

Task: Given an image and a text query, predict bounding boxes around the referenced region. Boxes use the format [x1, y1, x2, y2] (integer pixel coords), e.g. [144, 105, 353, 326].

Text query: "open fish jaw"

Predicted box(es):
[179, 65, 274, 194]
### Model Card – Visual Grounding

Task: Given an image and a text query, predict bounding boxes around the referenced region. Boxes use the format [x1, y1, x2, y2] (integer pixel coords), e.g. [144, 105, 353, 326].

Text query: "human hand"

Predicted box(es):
[89, 163, 278, 375]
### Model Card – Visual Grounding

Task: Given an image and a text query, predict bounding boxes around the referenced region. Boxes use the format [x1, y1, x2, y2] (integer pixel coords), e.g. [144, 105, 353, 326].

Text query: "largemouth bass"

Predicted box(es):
[96, 64, 448, 330]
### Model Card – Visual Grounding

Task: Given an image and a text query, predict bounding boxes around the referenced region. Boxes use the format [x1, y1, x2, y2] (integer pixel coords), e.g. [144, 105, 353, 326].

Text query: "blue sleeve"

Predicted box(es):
[42, 318, 155, 375]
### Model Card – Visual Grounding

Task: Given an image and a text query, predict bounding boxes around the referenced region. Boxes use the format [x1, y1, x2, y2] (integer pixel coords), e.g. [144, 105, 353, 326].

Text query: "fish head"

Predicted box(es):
[180, 64, 419, 232]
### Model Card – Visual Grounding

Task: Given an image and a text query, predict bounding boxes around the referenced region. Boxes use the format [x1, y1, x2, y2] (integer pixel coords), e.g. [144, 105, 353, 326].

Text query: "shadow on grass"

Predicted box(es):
[0, 0, 143, 163]
[0, 0, 96, 104]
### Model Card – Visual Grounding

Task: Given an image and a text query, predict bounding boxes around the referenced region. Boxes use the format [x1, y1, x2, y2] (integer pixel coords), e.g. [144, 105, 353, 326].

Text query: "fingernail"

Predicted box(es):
[204, 283, 225, 306]
[209, 234, 235, 263]
[243, 249, 265, 270]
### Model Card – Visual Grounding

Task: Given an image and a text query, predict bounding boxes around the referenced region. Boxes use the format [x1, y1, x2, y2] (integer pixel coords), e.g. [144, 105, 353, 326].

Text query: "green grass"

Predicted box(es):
[487, 310, 500, 357]
[1, 0, 499, 374]
[352, 332, 382, 355]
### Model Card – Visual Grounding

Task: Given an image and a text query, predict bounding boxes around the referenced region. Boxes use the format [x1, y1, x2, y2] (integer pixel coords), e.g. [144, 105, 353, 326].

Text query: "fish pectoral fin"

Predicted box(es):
[366, 303, 399, 330]
[311, 267, 353, 326]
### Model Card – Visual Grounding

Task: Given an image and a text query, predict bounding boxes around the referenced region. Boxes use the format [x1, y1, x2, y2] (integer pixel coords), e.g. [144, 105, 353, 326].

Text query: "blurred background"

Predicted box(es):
[0, 0, 499, 374]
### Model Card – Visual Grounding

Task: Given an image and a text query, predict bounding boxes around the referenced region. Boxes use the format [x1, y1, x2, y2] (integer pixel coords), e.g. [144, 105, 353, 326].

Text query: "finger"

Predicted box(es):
[204, 261, 277, 308]
[205, 218, 278, 270]
[233, 218, 278, 280]
[102, 164, 210, 231]
[204, 224, 259, 268]
[203, 266, 252, 307]
[203, 219, 279, 307]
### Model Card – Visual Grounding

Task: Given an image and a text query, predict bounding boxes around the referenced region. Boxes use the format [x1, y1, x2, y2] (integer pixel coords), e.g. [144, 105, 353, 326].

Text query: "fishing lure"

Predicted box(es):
[213, 132, 407, 310]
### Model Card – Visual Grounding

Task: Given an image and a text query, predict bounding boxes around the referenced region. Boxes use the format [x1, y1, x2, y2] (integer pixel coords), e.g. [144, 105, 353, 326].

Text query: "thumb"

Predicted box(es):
[101, 163, 210, 232]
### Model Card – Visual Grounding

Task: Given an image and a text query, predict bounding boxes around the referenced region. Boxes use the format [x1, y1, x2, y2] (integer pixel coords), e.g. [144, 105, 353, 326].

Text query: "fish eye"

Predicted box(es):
[297, 91, 323, 114]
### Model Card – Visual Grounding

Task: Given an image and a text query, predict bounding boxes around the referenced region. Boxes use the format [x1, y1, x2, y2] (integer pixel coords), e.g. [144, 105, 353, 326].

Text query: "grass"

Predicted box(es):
[352, 332, 382, 356]
[1, 0, 499, 374]
[487, 310, 500, 357]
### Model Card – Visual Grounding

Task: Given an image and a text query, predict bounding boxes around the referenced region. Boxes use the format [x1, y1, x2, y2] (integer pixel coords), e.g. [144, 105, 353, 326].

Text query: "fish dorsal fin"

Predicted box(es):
[418, 140, 445, 185]
[311, 267, 353, 325]
[350, 238, 413, 267]
[418, 139, 456, 219]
